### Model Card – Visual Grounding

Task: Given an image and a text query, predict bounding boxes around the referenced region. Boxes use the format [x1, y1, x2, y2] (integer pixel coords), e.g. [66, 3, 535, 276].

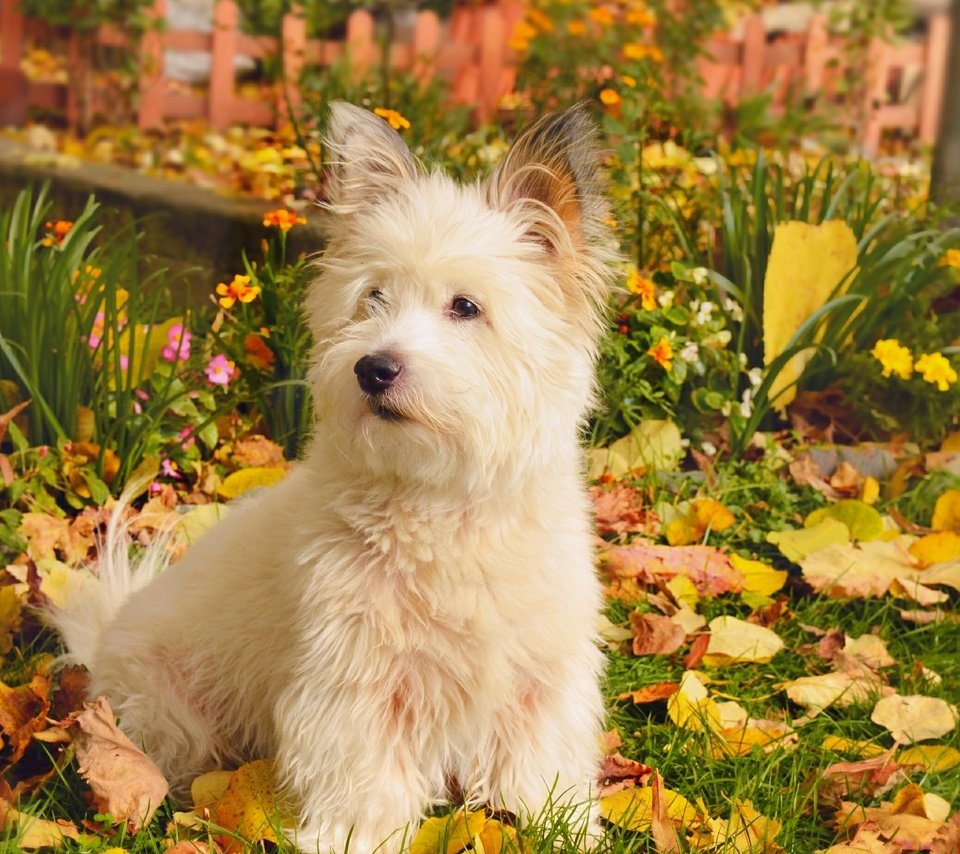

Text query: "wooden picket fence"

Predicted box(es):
[0, 0, 951, 155]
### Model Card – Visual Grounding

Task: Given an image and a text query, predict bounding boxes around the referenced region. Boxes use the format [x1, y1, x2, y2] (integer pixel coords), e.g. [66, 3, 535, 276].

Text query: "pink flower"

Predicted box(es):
[177, 427, 195, 450]
[161, 323, 192, 363]
[88, 311, 105, 349]
[205, 354, 235, 386]
[161, 458, 181, 479]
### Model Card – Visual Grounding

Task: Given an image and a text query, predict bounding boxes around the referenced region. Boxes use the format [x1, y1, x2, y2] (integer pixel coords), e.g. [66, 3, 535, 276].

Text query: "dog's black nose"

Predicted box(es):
[354, 354, 402, 394]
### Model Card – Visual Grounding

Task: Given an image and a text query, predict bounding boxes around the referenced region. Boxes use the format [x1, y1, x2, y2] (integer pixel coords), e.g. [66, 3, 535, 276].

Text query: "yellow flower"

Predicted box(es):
[599, 88, 621, 107]
[942, 248, 960, 268]
[623, 42, 663, 62]
[373, 107, 410, 131]
[870, 338, 913, 380]
[508, 20, 536, 51]
[626, 269, 657, 310]
[915, 352, 958, 391]
[588, 6, 615, 26]
[621, 74, 637, 88]
[263, 209, 306, 232]
[41, 219, 73, 247]
[216, 274, 261, 309]
[648, 337, 673, 370]
[526, 7, 553, 31]
[567, 19, 587, 35]
[626, 6, 656, 26]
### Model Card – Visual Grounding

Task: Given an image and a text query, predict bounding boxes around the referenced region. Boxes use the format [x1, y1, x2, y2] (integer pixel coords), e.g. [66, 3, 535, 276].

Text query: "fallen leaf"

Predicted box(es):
[702, 616, 784, 665]
[631, 613, 687, 656]
[805, 500, 885, 542]
[216, 466, 287, 500]
[782, 671, 890, 714]
[931, 489, 960, 531]
[710, 718, 798, 759]
[842, 634, 896, 671]
[767, 518, 850, 562]
[3, 808, 81, 849]
[730, 554, 788, 598]
[214, 759, 288, 851]
[410, 810, 486, 854]
[191, 769, 233, 809]
[697, 799, 783, 853]
[897, 744, 960, 773]
[799, 539, 919, 599]
[591, 485, 651, 536]
[231, 435, 286, 468]
[909, 532, 960, 567]
[618, 682, 680, 705]
[665, 498, 736, 546]
[0, 674, 52, 764]
[835, 798, 946, 849]
[649, 772, 682, 853]
[870, 694, 958, 744]
[0, 586, 24, 656]
[817, 822, 899, 853]
[821, 736, 887, 758]
[73, 696, 169, 831]
[598, 752, 654, 796]
[601, 542, 742, 598]
[667, 670, 721, 731]
[818, 752, 906, 803]
[600, 782, 702, 832]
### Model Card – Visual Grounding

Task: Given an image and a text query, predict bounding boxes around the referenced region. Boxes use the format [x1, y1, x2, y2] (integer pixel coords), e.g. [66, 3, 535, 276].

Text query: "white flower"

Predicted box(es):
[700, 441, 717, 457]
[748, 367, 763, 387]
[679, 341, 700, 363]
[739, 352, 748, 368]
[691, 267, 709, 286]
[657, 290, 675, 309]
[740, 388, 754, 418]
[723, 297, 744, 322]
[704, 330, 732, 348]
[695, 301, 715, 325]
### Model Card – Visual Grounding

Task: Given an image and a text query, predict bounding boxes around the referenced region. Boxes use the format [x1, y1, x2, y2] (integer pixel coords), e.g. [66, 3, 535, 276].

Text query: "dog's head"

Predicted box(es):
[307, 102, 615, 488]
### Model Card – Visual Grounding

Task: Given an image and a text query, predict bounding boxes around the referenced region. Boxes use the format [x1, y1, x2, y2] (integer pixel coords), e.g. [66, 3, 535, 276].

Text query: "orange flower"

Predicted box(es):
[623, 42, 663, 62]
[648, 337, 673, 370]
[41, 220, 73, 247]
[588, 6, 615, 26]
[526, 7, 553, 31]
[216, 274, 261, 309]
[599, 88, 621, 107]
[621, 74, 637, 88]
[508, 20, 536, 51]
[626, 6, 656, 26]
[373, 107, 410, 131]
[263, 209, 306, 232]
[567, 19, 587, 35]
[626, 270, 657, 310]
[244, 332, 275, 370]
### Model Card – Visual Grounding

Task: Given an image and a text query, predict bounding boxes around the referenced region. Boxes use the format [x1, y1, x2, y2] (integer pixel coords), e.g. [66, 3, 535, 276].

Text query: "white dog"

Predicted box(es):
[50, 102, 614, 853]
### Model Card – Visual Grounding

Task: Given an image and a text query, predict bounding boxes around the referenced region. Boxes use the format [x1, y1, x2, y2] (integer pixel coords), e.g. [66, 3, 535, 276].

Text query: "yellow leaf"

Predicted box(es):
[941, 432, 960, 452]
[909, 532, 960, 567]
[667, 670, 721, 732]
[0, 585, 24, 656]
[871, 694, 958, 744]
[4, 808, 81, 849]
[177, 503, 228, 545]
[861, 476, 880, 505]
[702, 800, 782, 853]
[931, 489, 960, 531]
[666, 517, 698, 546]
[702, 616, 784, 665]
[409, 810, 487, 854]
[600, 784, 701, 832]
[730, 554, 787, 597]
[805, 500, 884, 542]
[191, 769, 233, 809]
[898, 744, 960, 773]
[474, 818, 519, 854]
[821, 736, 886, 758]
[767, 518, 850, 562]
[781, 671, 888, 713]
[692, 498, 735, 531]
[762, 220, 858, 408]
[217, 466, 287, 500]
[214, 759, 287, 850]
[608, 420, 684, 474]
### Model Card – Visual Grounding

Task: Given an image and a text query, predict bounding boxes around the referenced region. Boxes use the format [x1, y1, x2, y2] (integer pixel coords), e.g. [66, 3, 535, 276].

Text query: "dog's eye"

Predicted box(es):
[450, 297, 480, 319]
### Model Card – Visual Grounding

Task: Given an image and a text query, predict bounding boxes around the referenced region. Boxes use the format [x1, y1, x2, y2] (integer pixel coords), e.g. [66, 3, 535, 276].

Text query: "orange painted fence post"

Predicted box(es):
[138, 0, 166, 130]
[920, 13, 951, 145]
[411, 10, 441, 88]
[209, 0, 238, 128]
[279, 3, 306, 124]
[0, 0, 28, 124]
[346, 10, 375, 82]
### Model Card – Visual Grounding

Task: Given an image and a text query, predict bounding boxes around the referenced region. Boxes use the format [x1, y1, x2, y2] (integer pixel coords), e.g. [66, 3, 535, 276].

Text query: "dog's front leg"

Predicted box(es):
[275, 684, 432, 854]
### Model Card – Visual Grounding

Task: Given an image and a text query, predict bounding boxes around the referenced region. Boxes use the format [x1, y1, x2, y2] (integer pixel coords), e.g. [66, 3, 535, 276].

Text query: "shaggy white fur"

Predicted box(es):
[48, 102, 616, 854]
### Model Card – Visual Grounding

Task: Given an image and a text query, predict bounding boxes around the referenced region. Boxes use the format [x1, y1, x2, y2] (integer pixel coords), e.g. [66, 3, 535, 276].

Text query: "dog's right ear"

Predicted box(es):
[323, 102, 419, 214]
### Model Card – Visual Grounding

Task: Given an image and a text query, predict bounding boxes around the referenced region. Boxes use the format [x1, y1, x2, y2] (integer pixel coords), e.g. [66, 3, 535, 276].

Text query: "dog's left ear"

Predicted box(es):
[487, 106, 613, 320]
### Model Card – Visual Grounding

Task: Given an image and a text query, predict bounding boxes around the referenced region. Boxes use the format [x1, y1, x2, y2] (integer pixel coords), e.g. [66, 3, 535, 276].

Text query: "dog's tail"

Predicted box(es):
[45, 491, 174, 667]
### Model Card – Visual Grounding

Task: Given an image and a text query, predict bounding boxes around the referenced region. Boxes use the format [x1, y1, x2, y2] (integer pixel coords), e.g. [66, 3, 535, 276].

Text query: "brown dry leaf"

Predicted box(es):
[591, 485, 651, 537]
[842, 635, 896, 671]
[835, 798, 946, 849]
[931, 813, 960, 853]
[931, 490, 960, 532]
[165, 842, 215, 854]
[818, 752, 906, 804]
[598, 752, 654, 797]
[870, 694, 958, 744]
[649, 772, 682, 853]
[601, 541, 743, 598]
[0, 673, 52, 764]
[899, 609, 960, 625]
[631, 613, 687, 656]
[799, 539, 921, 599]
[214, 759, 289, 852]
[49, 665, 90, 720]
[73, 696, 169, 831]
[18, 512, 93, 565]
[618, 682, 680, 705]
[817, 822, 899, 853]
[788, 454, 841, 501]
[0, 585, 24, 656]
[601, 729, 622, 754]
[702, 616, 784, 665]
[231, 435, 286, 468]
[830, 461, 865, 497]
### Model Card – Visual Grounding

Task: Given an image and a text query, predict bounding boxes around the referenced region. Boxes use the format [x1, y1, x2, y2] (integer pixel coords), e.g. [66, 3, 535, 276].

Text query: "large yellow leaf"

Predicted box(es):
[805, 500, 885, 542]
[217, 466, 287, 500]
[763, 220, 858, 408]
[909, 532, 960, 567]
[730, 554, 787, 597]
[767, 518, 849, 562]
[702, 616, 784, 665]
[600, 783, 701, 832]
[871, 694, 958, 744]
[213, 759, 288, 851]
[590, 420, 684, 479]
[409, 810, 487, 854]
[898, 744, 960, 773]
[931, 489, 960, 531]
